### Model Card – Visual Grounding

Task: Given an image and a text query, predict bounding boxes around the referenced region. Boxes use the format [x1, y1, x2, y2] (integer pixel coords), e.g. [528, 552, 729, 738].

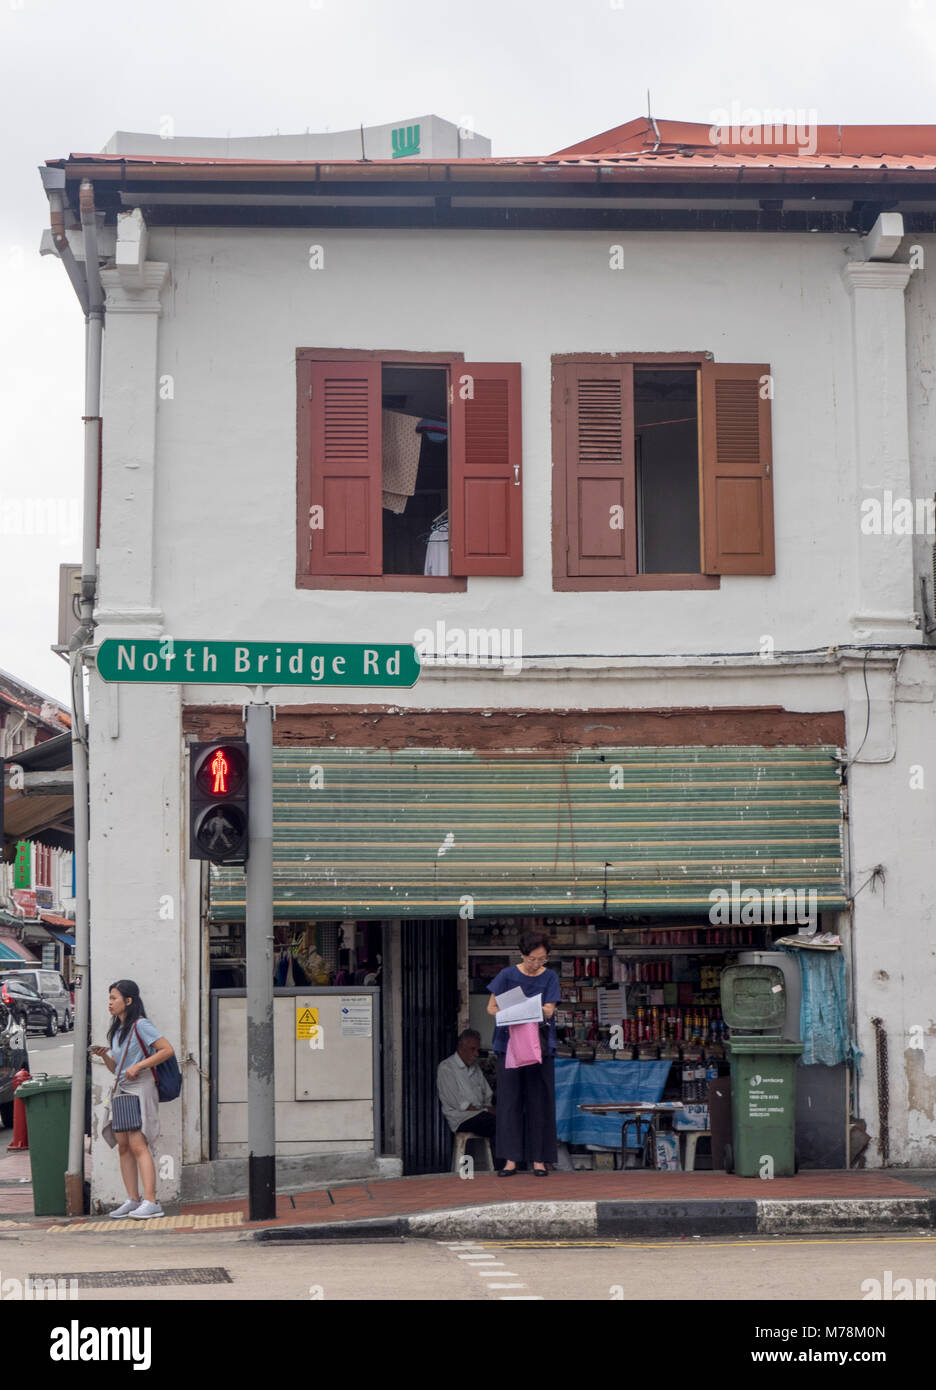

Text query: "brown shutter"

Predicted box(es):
[560, 363, 635, 576]
[700, 362, 774, 575]
[300, 359, 382, 576]
[449, 362, 523, 576]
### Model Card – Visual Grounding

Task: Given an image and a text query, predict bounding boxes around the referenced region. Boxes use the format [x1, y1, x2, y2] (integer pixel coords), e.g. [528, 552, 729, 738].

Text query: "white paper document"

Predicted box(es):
[495, 986, 543, 1027]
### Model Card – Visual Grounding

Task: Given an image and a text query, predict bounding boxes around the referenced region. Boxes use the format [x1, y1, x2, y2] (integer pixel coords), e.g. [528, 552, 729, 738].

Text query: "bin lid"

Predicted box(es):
[14, 1074, 72, 1098]
[720, 963, 787, 1030]
[727, 1039, 805, 1055]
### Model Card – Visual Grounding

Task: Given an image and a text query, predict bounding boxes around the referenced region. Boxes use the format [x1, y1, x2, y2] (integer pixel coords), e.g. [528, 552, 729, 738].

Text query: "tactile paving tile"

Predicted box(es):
[46, 1211, 245, 1233]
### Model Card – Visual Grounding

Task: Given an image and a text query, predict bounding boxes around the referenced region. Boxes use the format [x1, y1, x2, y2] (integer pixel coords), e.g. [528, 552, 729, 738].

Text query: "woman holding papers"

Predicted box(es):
[486, 930, 561, 1176]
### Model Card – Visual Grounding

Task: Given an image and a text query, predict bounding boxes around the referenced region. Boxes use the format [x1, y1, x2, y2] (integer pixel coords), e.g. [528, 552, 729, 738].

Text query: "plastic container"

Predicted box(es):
[14, 1074, 72, 1215]
[725, 1039, 803, 1177]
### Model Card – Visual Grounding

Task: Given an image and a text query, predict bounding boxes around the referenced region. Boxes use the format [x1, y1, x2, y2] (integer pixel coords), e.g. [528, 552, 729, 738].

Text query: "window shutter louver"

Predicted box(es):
[302, 360, 382, 576]
[562, 363, 636, 576]
[700, 362, 775, 575]
[450, 362, 523, 576]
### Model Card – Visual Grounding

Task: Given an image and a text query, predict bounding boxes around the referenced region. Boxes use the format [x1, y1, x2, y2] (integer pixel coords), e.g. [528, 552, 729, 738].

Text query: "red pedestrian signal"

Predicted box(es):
[189, 741, 249, 863]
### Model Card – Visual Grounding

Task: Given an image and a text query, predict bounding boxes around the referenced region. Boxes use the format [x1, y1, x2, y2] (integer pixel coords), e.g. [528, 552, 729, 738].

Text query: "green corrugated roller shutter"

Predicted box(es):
[208, 745, 846, 921]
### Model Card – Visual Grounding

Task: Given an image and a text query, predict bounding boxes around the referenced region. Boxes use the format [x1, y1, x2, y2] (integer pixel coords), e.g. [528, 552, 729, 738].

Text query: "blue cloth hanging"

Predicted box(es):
[778, 947, 861, 1070]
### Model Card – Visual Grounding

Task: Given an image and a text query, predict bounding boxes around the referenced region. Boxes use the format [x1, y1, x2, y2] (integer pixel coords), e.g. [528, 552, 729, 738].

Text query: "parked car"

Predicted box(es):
[0, 1001, 29, 1128]
[0, 968, 72, 1030]
[0, 977, 59, 1036]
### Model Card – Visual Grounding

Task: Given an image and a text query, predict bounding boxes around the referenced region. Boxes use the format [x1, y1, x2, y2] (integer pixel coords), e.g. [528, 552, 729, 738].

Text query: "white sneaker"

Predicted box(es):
[129, 1200, 164, 1220]
[108, 1198, 142, 1219]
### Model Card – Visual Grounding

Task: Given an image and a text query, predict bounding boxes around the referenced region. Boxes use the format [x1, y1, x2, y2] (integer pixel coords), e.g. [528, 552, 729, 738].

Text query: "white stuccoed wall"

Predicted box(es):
[847, 653, 936, 1168]
[145, 225, 881, 652]
[86, 222, 936, 1186]
[87, 681, 185, 1208]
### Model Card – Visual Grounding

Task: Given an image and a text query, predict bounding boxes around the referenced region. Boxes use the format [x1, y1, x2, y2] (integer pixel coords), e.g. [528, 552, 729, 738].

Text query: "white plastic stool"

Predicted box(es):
[681, 1130, 712, 1172]
[452, 1130, 494, 1173]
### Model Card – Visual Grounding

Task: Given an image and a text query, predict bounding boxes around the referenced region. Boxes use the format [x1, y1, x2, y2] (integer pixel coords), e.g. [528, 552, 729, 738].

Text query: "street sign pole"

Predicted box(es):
[245, 696, 275, 1221]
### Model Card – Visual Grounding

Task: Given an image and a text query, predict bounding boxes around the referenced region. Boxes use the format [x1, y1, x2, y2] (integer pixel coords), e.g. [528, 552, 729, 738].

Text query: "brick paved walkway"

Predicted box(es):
[0, 1145, 34, 1215]
[4, 1138, 934, 1227]
[176, 1168, 935, 1229]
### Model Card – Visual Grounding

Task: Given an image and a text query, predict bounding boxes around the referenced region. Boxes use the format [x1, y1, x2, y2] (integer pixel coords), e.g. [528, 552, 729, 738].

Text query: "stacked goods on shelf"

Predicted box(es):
[622, 927, 756, 946]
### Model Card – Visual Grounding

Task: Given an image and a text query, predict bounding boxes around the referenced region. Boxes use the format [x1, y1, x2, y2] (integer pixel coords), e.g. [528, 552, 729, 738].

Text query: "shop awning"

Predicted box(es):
[208, 745, 847, 921]
[38, 915, 76, 948]
[0, 935, 39, 962]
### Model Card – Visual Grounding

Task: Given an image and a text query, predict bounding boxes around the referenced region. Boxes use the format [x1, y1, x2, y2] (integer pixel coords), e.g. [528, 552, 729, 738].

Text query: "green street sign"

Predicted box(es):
[96, 639, 420, 687]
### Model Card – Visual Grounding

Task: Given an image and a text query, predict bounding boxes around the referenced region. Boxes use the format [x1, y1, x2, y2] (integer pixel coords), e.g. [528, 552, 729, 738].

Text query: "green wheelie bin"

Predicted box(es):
[14, 1074, 72, 1216]
[720, 964, 804, 1178]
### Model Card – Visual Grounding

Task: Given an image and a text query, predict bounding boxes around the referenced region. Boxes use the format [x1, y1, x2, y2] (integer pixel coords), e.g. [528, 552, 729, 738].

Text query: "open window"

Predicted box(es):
[297, 352, 522, 588]
[552, 356, 774, 588]
[381, 366, 449, 575]
[635, 368, 700, 574]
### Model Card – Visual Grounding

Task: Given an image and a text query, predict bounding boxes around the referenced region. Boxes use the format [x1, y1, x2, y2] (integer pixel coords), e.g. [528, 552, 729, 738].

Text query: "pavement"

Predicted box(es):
[3, 1227, 936, 1303]
[3, 1137, 936, 1238]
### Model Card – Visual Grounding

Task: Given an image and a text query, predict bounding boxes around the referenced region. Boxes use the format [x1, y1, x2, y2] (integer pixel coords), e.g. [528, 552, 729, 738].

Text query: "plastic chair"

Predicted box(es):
[451, 1130, 494, 1173]
[681, 1130, 712, 1172]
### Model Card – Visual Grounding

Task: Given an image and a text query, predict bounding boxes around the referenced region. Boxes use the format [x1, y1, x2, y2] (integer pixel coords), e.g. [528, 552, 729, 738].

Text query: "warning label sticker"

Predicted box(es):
[296, 1006, 319, 1039]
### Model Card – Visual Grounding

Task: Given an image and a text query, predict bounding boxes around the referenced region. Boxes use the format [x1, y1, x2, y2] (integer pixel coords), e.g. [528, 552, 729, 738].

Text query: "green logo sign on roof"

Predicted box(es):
[391, 124, 420, 158]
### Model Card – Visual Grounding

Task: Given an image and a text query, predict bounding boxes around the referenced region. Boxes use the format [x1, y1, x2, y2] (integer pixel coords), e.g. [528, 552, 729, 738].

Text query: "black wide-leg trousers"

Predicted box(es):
[495, 1053, 558, 1164]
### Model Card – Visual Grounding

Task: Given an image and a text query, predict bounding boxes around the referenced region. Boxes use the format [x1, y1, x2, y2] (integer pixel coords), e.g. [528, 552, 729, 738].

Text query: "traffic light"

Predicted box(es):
[189, 740, 249, 864]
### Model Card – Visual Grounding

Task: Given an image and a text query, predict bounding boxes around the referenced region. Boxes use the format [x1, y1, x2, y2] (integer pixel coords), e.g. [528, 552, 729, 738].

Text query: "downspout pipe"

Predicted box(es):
[64, 179, 104, 1215]
[40, 166, 103, 1215]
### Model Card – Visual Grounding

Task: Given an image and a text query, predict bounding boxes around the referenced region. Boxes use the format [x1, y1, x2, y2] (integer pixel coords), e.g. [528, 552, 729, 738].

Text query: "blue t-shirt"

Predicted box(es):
[487, 965, 562, 1055]
[108, 1017, 162, 1081]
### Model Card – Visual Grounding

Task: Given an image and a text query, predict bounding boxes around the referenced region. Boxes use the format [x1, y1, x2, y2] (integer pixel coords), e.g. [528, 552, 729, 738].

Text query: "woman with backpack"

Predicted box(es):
[91, 979, 176, 1220]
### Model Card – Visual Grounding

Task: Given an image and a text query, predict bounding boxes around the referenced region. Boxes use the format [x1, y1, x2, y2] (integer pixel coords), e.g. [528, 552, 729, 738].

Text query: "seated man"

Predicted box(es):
[437, 1029, 497, 1156]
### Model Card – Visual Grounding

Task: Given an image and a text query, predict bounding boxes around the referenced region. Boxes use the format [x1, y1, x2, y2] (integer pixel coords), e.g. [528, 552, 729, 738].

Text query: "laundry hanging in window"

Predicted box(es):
[416, 416, 448, 444]
[424, 509, 450, 576]
[382, 409, 422, 513]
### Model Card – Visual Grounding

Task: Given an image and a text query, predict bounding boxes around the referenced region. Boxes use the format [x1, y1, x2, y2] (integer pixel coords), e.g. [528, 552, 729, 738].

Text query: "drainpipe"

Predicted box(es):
[40, 167, 102, 1215]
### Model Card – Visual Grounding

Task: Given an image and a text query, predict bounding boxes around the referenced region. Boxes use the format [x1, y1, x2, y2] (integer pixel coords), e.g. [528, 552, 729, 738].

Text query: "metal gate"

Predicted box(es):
[400, 920, 458, 1174]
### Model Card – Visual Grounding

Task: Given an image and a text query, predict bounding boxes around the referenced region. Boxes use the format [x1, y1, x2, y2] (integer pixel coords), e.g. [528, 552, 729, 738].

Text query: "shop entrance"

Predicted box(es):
[401, 920, 459, 1174]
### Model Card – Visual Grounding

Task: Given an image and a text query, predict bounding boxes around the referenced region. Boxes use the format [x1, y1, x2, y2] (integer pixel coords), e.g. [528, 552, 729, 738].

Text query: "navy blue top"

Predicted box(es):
[487, 965, 562, 1055]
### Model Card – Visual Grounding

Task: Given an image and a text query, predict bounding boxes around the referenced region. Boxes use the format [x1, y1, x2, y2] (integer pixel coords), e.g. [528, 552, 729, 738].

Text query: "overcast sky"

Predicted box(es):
[3, 0, 936, 705]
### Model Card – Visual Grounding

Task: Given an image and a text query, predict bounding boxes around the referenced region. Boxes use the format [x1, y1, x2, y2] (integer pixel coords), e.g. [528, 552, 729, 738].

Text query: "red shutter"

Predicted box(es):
[449, 363, 523, 576]
[700, 362, 775, 575]
[561, 363, 635, 576]
[301, 360, 382, 576]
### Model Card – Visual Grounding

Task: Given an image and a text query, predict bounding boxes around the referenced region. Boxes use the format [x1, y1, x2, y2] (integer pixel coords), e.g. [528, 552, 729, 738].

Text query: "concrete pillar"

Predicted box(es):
[88, 260, 188, 1210]
[96, 263, 169, 626]
[842, 261, 920, 643]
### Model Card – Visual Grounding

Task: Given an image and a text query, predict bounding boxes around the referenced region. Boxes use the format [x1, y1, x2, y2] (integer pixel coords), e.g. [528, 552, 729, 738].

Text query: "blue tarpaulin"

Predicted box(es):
[555, 1059, 674, 1147]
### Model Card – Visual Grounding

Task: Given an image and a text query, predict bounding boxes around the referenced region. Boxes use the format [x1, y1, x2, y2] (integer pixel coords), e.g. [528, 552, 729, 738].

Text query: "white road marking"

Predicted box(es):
[441, 1237, 542, 1300]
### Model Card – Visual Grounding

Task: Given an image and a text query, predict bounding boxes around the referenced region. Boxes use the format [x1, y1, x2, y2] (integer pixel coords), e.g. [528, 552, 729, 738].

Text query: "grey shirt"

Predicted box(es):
[437, 1052, 493, 1133]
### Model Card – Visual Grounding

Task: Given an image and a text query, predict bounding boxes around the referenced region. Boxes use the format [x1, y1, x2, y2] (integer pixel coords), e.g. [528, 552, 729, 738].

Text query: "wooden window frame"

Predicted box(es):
[296, 348, 468, 592]
[551, 352, 721, 592]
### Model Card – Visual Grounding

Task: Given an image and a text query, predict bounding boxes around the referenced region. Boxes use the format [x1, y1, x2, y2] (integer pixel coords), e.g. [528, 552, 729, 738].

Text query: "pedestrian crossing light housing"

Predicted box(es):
[189, 740, 249, 863]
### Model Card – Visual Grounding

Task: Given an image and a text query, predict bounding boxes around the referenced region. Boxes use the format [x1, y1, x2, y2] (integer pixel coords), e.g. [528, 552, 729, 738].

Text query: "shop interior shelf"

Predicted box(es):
[468, 946, 615, 955]
[468, 944, 743, 955]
